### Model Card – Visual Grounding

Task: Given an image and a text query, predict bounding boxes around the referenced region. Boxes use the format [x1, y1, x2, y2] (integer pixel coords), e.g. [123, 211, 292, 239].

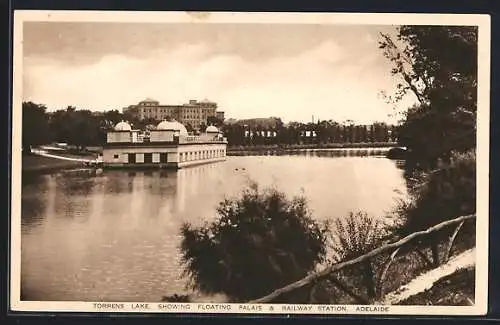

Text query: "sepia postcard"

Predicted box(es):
[10, 10, 490, 316]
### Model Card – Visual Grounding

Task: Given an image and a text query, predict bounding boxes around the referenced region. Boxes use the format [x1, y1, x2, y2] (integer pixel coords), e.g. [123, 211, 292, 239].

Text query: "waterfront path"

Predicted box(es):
[31, 148, 97, 163]
[379, 248, 475, 305]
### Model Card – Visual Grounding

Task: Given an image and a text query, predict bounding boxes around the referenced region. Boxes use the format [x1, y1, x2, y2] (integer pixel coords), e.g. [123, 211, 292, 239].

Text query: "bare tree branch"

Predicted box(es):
[248, 214, 476, 304]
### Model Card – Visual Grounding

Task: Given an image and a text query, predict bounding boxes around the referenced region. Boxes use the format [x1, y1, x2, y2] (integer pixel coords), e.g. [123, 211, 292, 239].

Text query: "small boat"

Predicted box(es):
[84, 156, 104, 168]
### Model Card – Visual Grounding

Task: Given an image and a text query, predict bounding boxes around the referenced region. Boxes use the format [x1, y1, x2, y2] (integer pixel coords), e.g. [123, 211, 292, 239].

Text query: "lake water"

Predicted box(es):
[20, 155, 408, 302]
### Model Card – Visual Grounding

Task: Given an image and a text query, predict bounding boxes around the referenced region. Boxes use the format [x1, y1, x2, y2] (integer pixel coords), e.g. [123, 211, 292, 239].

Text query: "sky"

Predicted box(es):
[22, 21, 418, 124]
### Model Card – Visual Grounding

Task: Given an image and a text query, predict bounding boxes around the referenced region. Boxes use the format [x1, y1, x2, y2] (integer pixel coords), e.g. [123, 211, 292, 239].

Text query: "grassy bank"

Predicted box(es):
[306, 227, 476, 305]
[22, 154, 88, 173]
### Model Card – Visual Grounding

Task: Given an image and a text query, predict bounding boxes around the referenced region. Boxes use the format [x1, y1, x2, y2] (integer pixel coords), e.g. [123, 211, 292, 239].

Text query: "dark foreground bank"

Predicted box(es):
[397, 267, 475, 306]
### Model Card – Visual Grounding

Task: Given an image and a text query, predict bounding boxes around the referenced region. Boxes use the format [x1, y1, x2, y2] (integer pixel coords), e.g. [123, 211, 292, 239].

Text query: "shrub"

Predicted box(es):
[330, 212, 387, 298]
[161, 294, 191, 302]
[331, 212, 387, 263]
[179, 182, 330, 302]
[395, 149, 476, 265]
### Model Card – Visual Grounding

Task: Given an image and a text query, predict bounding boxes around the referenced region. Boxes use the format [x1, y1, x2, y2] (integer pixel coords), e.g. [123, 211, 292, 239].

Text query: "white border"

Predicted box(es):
[10, 10, 491, 316]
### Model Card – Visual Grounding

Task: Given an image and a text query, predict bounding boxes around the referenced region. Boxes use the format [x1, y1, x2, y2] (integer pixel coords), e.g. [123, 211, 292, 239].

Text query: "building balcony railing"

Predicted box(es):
[108, 134, 227, 145]
[179, 136, 228, 144]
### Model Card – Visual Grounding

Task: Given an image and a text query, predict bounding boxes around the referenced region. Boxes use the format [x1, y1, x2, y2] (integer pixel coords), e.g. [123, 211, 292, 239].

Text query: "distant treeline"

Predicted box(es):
[222, 121, 396, 146]
[21, 102, 397, 150]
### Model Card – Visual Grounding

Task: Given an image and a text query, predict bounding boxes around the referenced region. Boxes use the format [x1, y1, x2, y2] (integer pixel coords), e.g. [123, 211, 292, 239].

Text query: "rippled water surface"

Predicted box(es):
[20, 155, 408, 301]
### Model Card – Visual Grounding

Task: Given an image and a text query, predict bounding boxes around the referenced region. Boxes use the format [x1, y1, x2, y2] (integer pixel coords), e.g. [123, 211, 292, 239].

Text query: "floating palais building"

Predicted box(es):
[102, 120, 227, 169]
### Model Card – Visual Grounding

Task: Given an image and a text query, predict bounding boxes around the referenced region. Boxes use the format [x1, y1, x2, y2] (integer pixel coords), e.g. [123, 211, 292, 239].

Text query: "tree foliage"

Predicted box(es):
[221, 120, 394, 146]
[379, 26, 478, 169]
[50, 107, 101, 149]
[397, 150, 476, 233]
[22, 102, 51, 151]
[179, 182, 330, 302]
[207, 116, 224, 128]
[394, 149, 476, 266]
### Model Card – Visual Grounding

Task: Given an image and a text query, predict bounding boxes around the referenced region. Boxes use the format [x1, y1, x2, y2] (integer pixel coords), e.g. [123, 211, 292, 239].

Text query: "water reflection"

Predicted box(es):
[21, 174, 53, 228]
[20, 156, 408, 302]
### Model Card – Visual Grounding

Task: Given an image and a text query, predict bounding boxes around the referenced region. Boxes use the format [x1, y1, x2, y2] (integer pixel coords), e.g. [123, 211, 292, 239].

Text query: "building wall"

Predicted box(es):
[102, 150, 129, 164]
[103, 143, 227, 167]
[108, 131, 145, 143]
[107, 131, 133, 143]
[150, 130, 175, 142]
[178, 143, 226, 162]
[127, 99, 222, 129]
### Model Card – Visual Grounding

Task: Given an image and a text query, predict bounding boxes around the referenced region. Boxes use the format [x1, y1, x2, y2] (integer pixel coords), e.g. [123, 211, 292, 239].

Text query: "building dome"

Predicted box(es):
[114, 120, 132, 131]
[140, 97, 159, 103]
[156, 119, 188, 136]
[206, 125, 219, 133]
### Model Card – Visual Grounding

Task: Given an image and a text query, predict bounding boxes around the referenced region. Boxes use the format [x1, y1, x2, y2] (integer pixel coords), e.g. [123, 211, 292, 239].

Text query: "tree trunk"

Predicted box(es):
[431, 241, 440, 267]
[363, 259, 376, 298]
[445, 221, 465, 262]
[377, 247, 402, 298]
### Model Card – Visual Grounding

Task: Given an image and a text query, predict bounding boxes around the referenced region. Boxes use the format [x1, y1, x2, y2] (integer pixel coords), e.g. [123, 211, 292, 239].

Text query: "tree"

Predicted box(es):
[379, 26, 477, 168]
[49, 107, 101, 149]
[102, 109, 124, 124]
[73, 110, 101, 148]
[185, 123, 194, 134]
[179, 183, 330, 302]
[22, 101, 51, 151]
[207, 116, 224, 128]
[199, 122, 207, 133]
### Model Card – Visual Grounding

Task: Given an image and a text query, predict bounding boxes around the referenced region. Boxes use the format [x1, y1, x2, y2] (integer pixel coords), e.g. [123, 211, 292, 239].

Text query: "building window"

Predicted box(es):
[144, 153, 153, 164]
[128, 153, 136, 164]
[113, 154, 119, 159]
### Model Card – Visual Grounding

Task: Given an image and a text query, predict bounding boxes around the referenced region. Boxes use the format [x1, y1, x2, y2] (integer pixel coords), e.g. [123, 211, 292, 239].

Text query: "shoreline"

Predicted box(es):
[226, 144, 407, 159]
[22, 153, 92, 174]
[226, 142, 398, 152]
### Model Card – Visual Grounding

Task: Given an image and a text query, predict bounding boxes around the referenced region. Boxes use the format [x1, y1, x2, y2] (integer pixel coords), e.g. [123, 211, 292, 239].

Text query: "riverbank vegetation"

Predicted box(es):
[392, 150, 476, 267]
[179, 182, 330, 303]
[176, 182, 475, 304]
[172, 25, 479, 304]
